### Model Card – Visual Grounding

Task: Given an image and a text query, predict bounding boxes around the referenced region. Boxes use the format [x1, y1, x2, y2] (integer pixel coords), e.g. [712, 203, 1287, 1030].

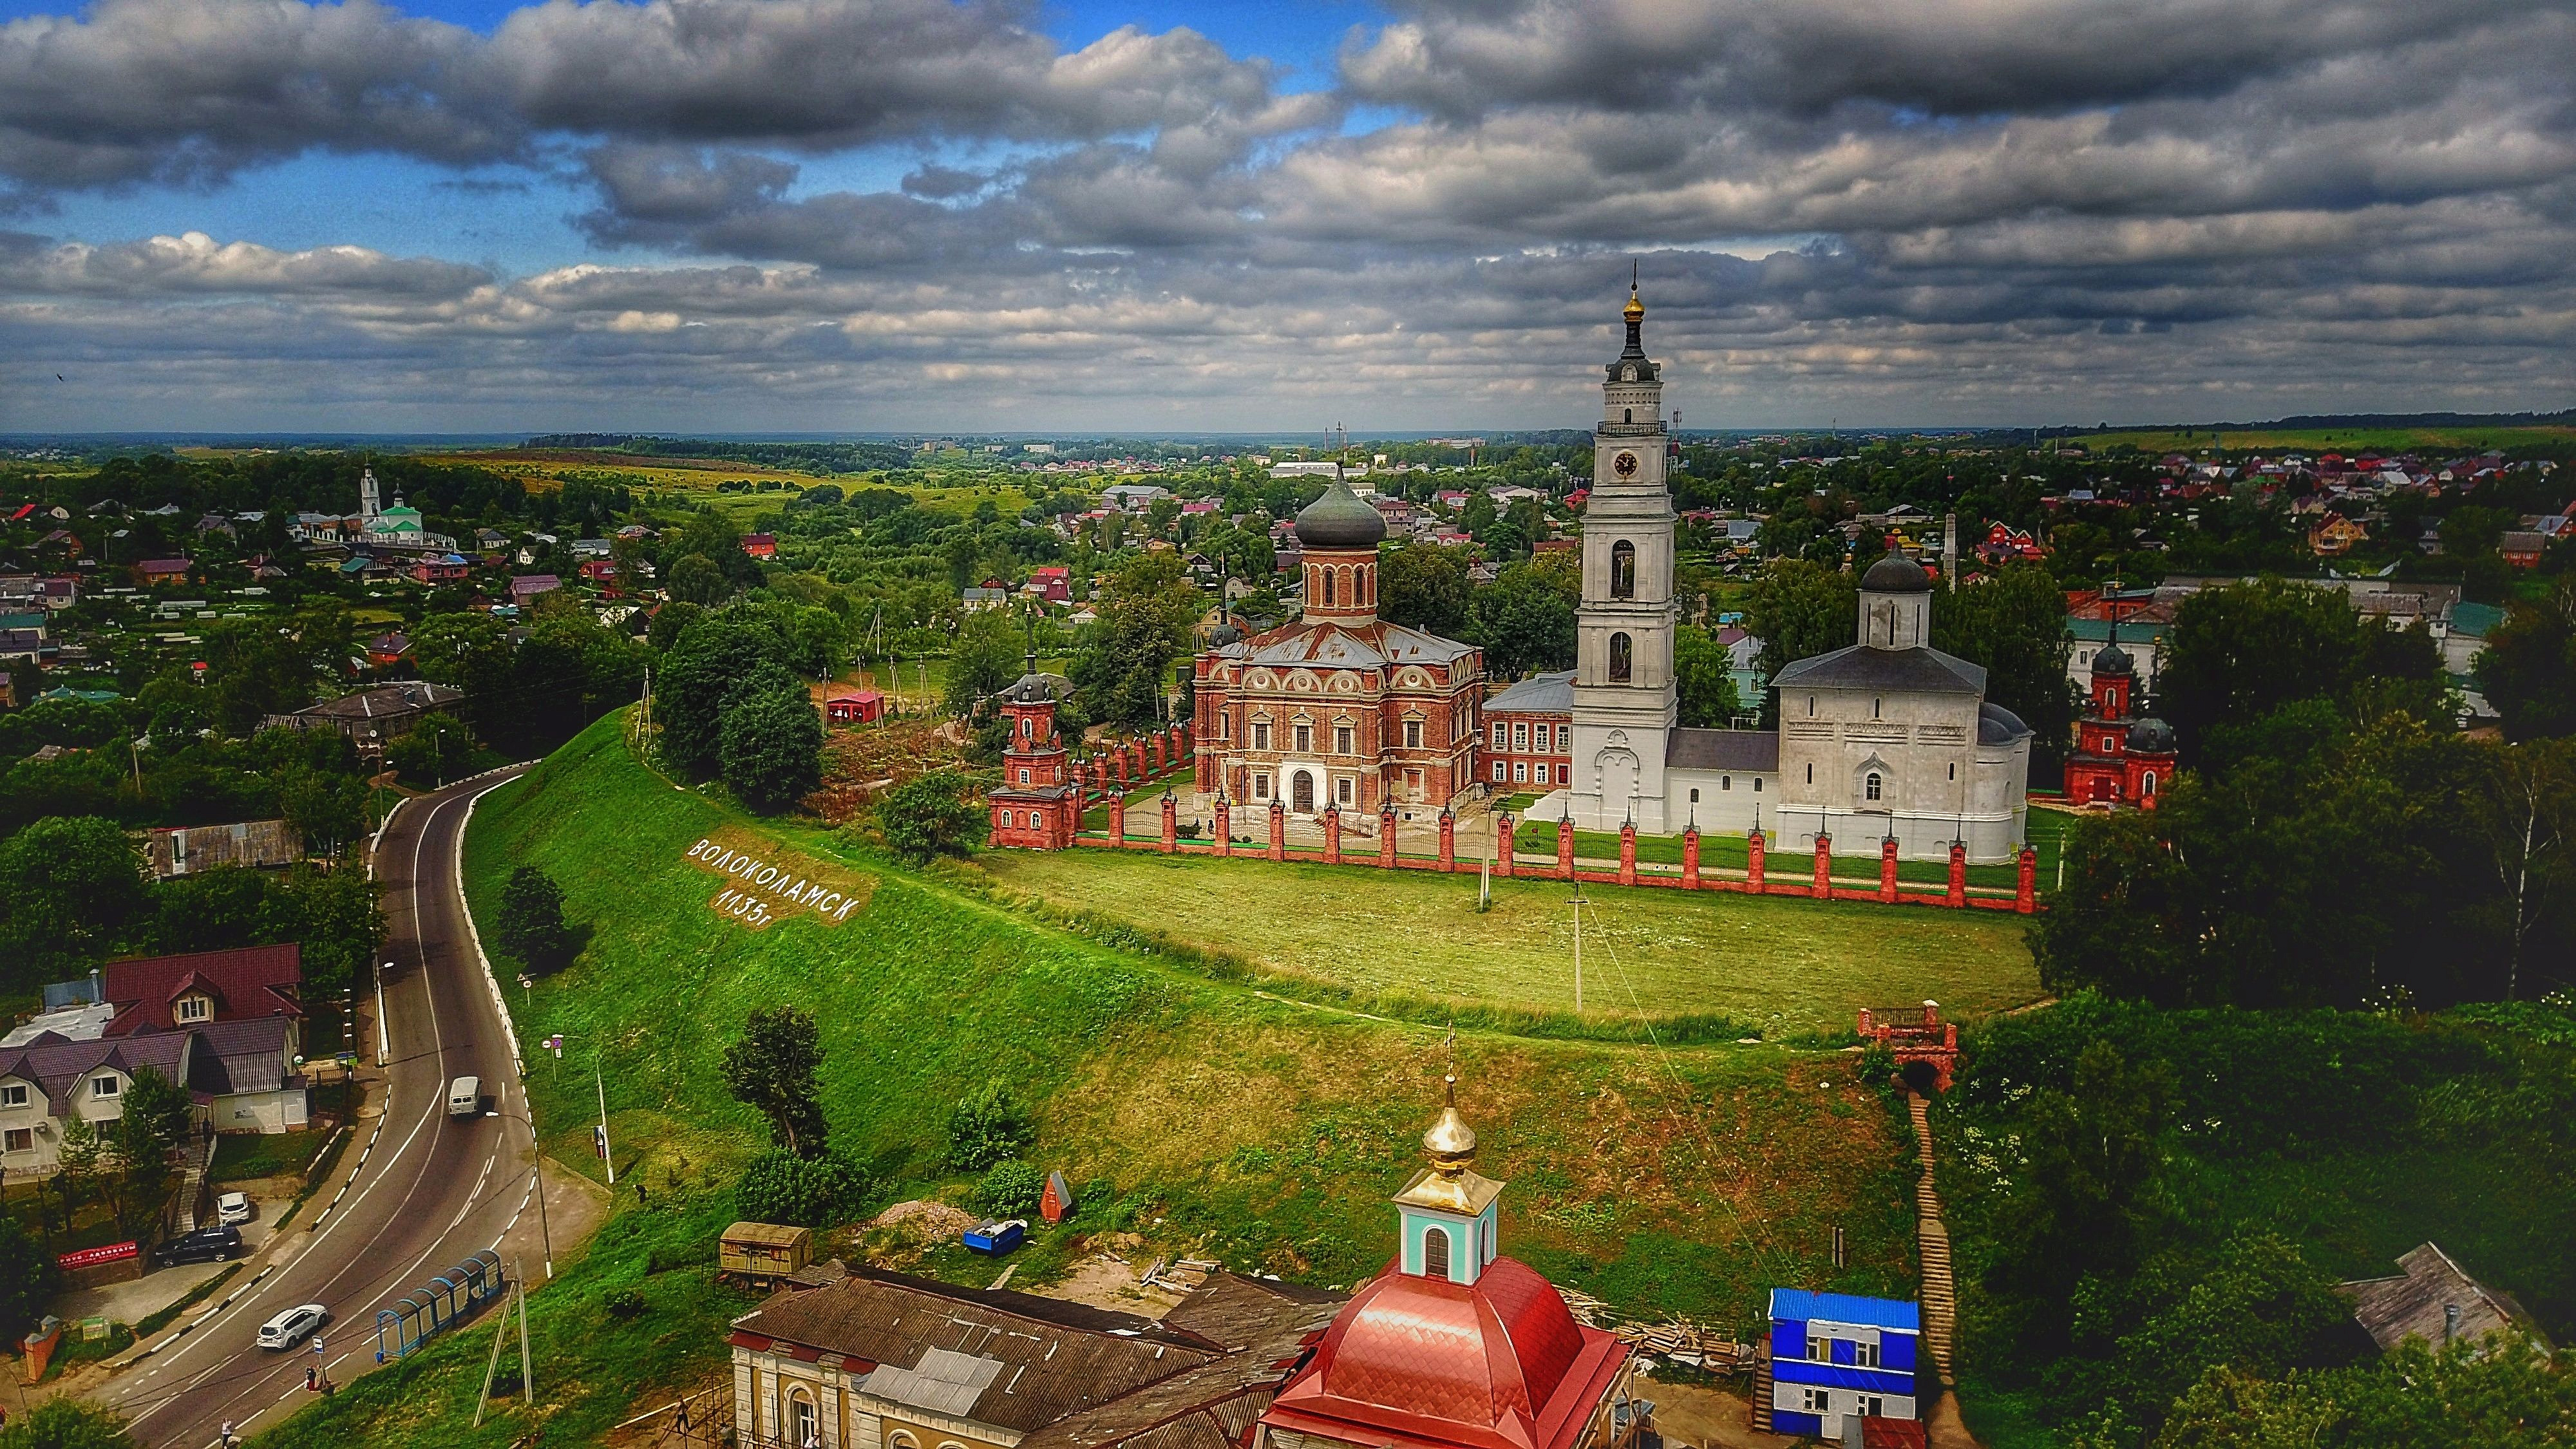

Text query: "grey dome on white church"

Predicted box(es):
[1520, 283, 2032, 863]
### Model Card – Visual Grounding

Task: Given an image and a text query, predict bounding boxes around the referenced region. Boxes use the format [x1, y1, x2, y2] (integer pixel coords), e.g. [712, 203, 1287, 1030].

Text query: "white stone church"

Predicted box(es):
[1522, 286, 2032, 862]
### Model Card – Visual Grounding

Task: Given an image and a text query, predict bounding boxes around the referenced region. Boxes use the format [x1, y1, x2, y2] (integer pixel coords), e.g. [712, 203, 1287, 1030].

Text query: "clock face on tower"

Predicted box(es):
[1613, 451, 1639, 478]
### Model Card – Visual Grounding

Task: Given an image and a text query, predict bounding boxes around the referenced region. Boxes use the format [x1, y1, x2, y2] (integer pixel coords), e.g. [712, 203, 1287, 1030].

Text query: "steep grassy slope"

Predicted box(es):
[261, 713, 1920, 1446]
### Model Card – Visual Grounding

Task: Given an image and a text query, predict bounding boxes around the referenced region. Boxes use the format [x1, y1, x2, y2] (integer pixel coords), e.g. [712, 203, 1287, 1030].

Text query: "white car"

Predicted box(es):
[256, 1304, 327, 1350]
[216, 1191, 252, 1226]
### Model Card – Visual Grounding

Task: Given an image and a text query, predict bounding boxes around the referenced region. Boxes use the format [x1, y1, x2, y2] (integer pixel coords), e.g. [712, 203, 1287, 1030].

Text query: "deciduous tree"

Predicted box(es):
[719, 663, 824, 813]
[873, 770, 985, 864]
[722, 1007, 828, 1158]
[496, 866, 573, 971]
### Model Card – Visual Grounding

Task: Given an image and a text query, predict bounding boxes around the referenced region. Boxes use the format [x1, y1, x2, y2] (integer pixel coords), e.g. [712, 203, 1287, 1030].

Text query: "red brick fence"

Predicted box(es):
[1071, 795, 2038, 914]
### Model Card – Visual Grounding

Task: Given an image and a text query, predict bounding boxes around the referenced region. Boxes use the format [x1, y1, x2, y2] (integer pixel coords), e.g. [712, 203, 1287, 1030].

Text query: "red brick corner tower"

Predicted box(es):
[989, 659, 1080, 849]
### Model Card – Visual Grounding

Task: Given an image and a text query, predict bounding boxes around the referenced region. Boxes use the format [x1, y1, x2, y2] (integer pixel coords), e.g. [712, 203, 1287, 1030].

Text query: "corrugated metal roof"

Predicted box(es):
[1486, 670, 1574, 714]
[1768, 1289, 1920, 1332]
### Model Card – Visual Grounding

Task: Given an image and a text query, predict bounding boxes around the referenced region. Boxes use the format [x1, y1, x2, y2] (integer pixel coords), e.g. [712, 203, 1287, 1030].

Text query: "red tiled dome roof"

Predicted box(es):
[1272, 1258, 1615, 1449]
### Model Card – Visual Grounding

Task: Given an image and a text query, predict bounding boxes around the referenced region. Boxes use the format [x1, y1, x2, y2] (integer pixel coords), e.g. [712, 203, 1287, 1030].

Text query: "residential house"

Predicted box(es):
[0, 1014, 308, 1175]
[410, 554, 472, 585]
[2309, 515, 2369, 556]
[263, 679, 464, 752]
[742, 534, 778, 560]
[2500, 531, 2546, 568]
[961, 585, 1011, 612]
[1101, 483, 1171, 509]
[135, 558, 193, 587]
[143, 820, 303, 879]
[728, 1265, 1341, 1449]
[571, 538, 612, 560]
[511, 573, 562, 604]
[2339, 1243, 2550, 1355]
[1765, 1289, 1926, 1442]
[101, 944, 303, 1044]
[366, 632, 411, 667]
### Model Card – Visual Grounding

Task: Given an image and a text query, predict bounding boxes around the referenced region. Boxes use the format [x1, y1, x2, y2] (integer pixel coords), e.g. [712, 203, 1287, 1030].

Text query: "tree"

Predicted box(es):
[656, 611, 803, 777]
[2477, 578, 2576, 743]
[719, 664, 824, 813]
[57, 1116, 106, 1223]
[384, 711, 475, 788]
[667, 553, 729, 605]
[1932, 562, 2077, 772]
[410, 611, 507, 688]
[117, 1066, 193, 1161]
[734, 1148, 871, 1228]
[496, 866, 574, 971]
[1070, 553, 1200, 729]
[1380, 545, 1472, 639]
[945, 1079, 1032, 1171]
[0, 1218, 59, 1344]
[0, 817, 149, 987]
[1672, 625, 1746, 727]
[1984, 1040, 2172, 1360]
[721, 1007, 828, 1158]
[1467, 556, 1579, 679]
[274, 862, 385, 996]
[1745, 559, 1859, 713]
[2161, 579, 2442, 770]
[874, 770, 985, 864]
[0, 1399, 140, 1449]
[945, 610, 1027, 717]
[2463, 740, 2575, 1000]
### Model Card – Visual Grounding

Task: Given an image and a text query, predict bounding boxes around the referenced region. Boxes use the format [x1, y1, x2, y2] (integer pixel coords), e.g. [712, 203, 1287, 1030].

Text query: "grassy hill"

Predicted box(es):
[261, 712, 1929, 1447]
[976, 849, 2043, 1036]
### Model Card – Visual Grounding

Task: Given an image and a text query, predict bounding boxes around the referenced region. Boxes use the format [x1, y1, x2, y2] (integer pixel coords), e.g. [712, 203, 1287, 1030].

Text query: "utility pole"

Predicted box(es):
[1569, 883, 1587, 1014]
[516, 1258, 535, 1408]
[375, 960, 392, 1063]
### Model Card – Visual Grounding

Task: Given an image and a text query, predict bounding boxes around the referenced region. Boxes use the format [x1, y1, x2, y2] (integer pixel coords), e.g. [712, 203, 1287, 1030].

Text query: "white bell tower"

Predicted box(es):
[1568, 273, 1680, 831]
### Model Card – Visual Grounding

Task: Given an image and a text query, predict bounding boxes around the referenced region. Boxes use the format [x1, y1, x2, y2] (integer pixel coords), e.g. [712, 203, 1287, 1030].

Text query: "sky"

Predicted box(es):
[1, 0, 2572, 434]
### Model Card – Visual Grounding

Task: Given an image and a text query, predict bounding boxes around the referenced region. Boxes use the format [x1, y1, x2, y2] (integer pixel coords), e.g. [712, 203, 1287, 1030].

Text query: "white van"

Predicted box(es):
[447, 1076, 481, 1117]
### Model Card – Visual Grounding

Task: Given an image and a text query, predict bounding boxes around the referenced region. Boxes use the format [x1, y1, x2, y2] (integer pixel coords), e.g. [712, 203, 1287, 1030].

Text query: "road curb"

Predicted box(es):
[453, 766, 534, 1081]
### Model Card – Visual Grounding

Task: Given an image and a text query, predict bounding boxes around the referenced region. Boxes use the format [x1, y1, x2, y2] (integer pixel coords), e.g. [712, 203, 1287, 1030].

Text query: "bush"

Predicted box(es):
[945, 1080, 1032, 1172]
[734, 1148, 873, 1228]
[603, 1287, 648, 1320]
[875, 770, 985, 864]
[0, 1398, 138, 1448]
[971, 1160, 1045, 1218]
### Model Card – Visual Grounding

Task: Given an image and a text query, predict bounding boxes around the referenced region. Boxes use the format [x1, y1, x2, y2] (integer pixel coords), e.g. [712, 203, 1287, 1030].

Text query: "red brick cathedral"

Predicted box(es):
[2061, 635, 2178, 808]
[1193, 477, 1484, 818]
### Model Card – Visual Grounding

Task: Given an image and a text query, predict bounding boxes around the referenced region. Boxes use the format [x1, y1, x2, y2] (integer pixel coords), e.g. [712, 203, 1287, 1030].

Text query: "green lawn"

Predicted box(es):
[264, 710, 1926, 1448]
[209, 1128, 336, 1184]
[976, 849, 2042, 1036]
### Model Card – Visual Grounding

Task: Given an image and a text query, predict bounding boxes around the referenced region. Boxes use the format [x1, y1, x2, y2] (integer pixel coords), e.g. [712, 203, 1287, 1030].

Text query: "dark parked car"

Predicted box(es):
[151, 1226, 244, 1267]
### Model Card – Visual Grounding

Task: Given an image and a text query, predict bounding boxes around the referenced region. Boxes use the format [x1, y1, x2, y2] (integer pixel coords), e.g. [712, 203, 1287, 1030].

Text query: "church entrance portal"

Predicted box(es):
[1293, 771, 1316, 814]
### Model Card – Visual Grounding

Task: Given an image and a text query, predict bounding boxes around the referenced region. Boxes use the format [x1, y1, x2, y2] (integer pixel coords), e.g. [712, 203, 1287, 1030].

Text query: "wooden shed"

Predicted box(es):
[720, 1222, 813, 1285]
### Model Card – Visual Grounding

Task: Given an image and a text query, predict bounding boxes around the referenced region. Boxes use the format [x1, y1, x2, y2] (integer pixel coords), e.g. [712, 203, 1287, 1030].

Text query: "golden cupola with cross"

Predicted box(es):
[1390, 1076, 1506, 1284]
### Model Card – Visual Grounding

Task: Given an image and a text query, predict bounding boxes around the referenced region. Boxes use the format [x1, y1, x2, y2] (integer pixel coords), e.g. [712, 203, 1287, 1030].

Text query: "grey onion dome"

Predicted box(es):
[1861, 548, 1933, 592]
[1978, 701, 2032, 744]
[1292, 475, 1387, 549]
[2091, 640, 2135, 676]
[2126, 716, 2178, 754]
[1209, 621, 1244, 647]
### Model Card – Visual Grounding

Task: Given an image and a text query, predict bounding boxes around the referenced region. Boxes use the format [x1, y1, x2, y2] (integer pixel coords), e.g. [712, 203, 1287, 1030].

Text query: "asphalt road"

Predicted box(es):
[99, 766, 542, 1448]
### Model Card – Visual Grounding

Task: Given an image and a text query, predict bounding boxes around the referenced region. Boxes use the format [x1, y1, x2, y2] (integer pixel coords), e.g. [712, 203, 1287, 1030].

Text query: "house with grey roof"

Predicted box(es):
[2340, 1243, 2550, 1356]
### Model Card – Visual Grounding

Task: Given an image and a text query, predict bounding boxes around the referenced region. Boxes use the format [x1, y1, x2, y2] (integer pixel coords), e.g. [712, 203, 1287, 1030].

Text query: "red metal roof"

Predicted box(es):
[1264, 1259, 1626, 1449]
[101, 944, 302, 1036]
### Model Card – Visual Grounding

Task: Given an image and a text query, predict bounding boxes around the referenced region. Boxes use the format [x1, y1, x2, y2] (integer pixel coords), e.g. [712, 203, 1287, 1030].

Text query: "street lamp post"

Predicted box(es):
[482, 1106, 556, 1279]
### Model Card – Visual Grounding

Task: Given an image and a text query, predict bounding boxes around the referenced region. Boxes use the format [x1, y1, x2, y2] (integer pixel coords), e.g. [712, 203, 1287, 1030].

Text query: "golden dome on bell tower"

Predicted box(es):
[1421, 1075, 1477, 1174]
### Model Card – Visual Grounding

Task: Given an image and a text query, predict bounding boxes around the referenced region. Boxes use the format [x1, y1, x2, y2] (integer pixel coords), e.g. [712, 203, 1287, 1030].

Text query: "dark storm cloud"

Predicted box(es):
[1, 0, 2571, 426]
[0, 0, 1289, 193]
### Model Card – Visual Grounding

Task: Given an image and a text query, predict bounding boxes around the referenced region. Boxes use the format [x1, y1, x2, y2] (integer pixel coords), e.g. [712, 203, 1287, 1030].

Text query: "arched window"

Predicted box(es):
[1623, 408, 1633, 424]
[1423, 1225, 1452, 1279]
[787, 1389, 818, 1448]
[2142, 772, 2157, 795]
[1611, 540, 1636, 600]
[1321, 569, 1335, 606]
[1866, 773, 1883, 802]
[1020, 716, 1032, 737]
[1609, 632, 1633, 683]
